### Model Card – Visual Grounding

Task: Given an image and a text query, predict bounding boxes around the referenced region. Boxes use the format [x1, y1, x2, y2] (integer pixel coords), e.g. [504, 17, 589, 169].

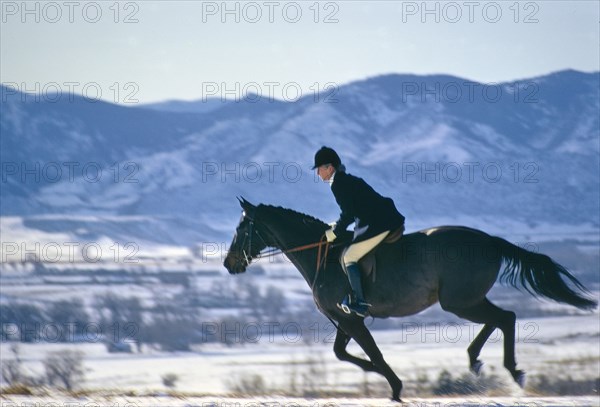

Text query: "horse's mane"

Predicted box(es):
[257, 204, 328, 232]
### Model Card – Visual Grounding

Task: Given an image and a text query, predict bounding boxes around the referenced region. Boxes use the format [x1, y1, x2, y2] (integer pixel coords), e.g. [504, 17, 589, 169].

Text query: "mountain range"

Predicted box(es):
[1, 70, 598, 250]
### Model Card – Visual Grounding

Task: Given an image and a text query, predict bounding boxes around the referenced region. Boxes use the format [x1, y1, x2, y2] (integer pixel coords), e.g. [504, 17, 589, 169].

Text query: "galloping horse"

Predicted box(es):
[223, 198, 596, 401]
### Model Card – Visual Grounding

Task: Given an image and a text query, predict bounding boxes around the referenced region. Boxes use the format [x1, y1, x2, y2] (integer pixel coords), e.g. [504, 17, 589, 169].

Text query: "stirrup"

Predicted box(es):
[338, 302, 352, 315]
[340, 303, 369, 318]
[337, 295, 370, 317]
[337, 294, 352, 314]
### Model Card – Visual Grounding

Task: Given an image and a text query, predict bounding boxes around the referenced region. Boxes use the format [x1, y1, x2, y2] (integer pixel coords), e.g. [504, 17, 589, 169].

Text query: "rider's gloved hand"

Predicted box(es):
[328, 221, 337, 228]
[325, 228, 337, 242]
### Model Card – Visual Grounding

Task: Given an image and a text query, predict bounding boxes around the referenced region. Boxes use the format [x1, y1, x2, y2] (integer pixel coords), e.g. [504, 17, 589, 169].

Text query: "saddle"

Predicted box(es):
[339, 225, 405, 282]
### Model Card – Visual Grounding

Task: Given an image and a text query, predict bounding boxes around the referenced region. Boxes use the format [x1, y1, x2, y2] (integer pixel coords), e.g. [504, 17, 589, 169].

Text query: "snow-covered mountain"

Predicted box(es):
[1, 70, 598, 247]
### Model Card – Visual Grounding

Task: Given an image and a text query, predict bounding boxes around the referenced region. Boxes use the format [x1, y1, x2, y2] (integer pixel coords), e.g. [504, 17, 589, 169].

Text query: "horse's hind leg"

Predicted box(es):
[468, 324, 495, 374]
[441, 298, 525, 387]
[340, 320, 403, 401]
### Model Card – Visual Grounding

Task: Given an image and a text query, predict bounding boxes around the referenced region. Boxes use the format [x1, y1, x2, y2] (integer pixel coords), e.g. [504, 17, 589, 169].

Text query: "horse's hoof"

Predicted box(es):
[470, 360, 484, 376]
[391, 396, 402, 403]
[512, 369, 526, 388]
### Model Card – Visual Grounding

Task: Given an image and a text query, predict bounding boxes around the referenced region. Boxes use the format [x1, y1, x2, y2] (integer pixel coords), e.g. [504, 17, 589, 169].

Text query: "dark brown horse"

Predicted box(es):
[223, 198, 596, 401]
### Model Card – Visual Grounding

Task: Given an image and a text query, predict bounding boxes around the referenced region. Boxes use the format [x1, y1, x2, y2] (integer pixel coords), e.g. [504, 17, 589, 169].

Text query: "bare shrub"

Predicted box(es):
[162, 373, 179, 389]
[433, 369, 506, 395]
[227, 373, 267, 395]
[42, 350, 85, 391]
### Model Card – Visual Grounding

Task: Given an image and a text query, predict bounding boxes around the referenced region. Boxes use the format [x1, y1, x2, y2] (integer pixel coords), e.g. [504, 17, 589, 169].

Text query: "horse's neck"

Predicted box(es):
[265, 218, 321, 288]
[279, 235, 320, 286]
[284, 250, 319, 288]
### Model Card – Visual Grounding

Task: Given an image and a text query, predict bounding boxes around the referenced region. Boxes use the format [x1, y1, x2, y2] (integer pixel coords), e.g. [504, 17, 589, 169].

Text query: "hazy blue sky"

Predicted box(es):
[1, 1, 598, 103]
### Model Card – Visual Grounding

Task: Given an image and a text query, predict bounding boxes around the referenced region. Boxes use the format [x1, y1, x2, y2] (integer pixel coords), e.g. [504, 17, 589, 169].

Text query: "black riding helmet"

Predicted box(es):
[312, 146, 341, 169]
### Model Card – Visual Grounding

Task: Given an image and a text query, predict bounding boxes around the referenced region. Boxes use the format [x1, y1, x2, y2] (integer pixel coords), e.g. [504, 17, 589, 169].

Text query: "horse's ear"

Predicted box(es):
[237, 196, 255, 211]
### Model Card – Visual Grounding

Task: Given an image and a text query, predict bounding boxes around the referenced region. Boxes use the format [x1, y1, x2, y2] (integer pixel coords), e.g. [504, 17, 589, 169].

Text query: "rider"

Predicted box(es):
[313, 146, 405, 317]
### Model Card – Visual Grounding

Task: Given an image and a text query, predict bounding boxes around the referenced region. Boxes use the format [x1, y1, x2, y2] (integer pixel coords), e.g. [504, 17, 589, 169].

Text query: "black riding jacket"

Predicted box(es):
[331, 171, 405, 243]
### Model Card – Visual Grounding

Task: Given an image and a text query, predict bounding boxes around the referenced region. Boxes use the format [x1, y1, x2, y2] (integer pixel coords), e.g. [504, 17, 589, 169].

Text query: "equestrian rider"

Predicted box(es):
[313, 146, 405, 317]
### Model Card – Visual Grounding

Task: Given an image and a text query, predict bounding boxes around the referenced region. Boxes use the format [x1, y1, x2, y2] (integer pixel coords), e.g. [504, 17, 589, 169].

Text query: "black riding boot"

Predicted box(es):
[339, 262, 370, 317]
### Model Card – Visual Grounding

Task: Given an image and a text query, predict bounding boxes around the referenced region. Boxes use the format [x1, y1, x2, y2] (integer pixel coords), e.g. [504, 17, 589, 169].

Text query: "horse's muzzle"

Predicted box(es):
[224, 256, 246, 274]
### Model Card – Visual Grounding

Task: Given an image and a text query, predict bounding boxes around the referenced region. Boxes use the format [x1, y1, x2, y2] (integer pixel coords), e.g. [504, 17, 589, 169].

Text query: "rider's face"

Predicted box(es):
[317, 164, 335, 181]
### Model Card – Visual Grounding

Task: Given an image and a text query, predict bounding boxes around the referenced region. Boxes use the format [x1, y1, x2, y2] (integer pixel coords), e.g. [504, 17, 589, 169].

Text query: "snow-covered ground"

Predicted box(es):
[2, 395, 599, 407]
[2, 229, 598, 403]
[3, 314, 598, 396]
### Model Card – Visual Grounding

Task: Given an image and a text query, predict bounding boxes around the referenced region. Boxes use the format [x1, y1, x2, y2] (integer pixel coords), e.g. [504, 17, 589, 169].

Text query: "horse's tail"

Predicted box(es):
[491, 236, 597, 310]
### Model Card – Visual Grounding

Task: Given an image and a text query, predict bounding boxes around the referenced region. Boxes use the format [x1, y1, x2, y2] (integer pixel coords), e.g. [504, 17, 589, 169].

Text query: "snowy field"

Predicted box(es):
[2, 313, 598, 400]
[1, 395, 599, 407]
[2, 228, 598, 405]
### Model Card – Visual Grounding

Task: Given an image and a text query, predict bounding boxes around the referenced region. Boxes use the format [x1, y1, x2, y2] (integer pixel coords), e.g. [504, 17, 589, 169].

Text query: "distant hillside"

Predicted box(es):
[1, 70, 598, 245]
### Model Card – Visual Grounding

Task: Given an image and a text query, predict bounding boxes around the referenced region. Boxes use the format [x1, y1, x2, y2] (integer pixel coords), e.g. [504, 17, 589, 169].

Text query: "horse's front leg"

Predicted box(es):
[339, 320, 403, 402]
[333, 327, 379, 372]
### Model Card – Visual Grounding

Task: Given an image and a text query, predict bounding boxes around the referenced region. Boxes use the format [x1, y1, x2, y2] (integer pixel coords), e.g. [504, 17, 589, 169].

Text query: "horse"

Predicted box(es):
[223, 197, 596, 401]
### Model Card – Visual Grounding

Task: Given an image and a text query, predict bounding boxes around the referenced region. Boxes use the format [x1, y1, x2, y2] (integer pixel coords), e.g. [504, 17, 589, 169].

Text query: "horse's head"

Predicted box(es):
[223, 197, 269, 274]
[224, 197, 330, 275]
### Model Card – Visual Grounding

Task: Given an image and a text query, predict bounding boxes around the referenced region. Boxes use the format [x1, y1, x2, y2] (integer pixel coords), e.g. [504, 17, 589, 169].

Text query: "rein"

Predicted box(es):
[247, 220, 339, 289]
[255, 234, 331, 289]
[255, 238, 326, 259]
